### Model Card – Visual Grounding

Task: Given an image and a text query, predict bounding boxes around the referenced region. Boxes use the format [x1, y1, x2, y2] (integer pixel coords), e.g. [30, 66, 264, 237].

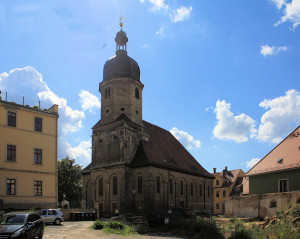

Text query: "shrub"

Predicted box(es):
[106, 221, 125, 230]
[228, 228, 251, 239]
[290, 204, 300, 217]
[92, 220, 105, 230]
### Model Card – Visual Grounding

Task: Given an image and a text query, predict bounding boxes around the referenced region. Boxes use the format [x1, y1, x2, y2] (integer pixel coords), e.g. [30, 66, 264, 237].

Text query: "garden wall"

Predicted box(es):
[225, 190, 300, 218]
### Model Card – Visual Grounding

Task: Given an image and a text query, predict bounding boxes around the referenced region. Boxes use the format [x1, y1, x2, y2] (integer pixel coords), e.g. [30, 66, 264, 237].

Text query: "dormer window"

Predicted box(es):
[277, 158, 283, 164]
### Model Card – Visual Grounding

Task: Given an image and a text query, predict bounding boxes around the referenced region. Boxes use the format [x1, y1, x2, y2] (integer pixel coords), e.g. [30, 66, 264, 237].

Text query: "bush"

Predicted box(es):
[228, 228, 251, 239]
[290, 204, 300, 217]
[106, 221, 125, 230]
[92, 220, 105, 230]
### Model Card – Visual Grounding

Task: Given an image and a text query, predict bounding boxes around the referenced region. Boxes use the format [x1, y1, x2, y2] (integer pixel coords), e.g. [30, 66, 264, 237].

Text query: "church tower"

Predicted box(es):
[99, 24, 144, 126]
[91, 23, 148, 168]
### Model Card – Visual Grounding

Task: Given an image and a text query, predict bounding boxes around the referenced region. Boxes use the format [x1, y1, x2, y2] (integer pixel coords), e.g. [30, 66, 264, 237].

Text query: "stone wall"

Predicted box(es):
[83, 164, 214, 217]
[225, 190, 300, 218]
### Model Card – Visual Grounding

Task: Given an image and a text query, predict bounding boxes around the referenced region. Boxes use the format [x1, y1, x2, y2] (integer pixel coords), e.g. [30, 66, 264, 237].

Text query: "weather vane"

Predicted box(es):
[120, 13, 123, 29]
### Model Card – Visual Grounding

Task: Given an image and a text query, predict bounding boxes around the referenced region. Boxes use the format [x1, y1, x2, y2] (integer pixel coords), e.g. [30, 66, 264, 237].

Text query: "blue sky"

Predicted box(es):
[0, 0, 299, 173]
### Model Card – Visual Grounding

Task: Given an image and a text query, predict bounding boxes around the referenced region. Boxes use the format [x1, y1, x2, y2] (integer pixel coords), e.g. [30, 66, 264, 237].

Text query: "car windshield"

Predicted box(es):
[0, 214, 26, 225]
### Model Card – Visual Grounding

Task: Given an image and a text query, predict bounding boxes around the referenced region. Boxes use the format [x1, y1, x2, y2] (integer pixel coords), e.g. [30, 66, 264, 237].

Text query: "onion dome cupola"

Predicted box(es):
[103, 24, 140, 82]
[99, 20, 144, 126]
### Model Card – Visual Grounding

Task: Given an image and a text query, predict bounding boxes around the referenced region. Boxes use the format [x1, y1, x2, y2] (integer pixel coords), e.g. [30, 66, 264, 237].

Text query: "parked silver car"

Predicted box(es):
[39, 209, 64, 225]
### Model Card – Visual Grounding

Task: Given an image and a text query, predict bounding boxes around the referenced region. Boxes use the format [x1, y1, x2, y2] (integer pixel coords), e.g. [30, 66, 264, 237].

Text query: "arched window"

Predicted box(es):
[156, 176, 161, 194]
[105, 88, 107, 98]
[170, 179, 173, 194]
[191, 183, 194, 196]
[135, 88, 139, 99]
[199, 184, 202, 197]
[99, 178, 103, 196]
[138, 176, 143, 194]
[113, 176, 117, 195]
[180, 181, 184, 195]
[108, 87, 110, 97]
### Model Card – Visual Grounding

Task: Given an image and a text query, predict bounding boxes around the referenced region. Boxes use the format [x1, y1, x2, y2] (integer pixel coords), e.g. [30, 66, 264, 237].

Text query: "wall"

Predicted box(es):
[0, 102, 58, 210]
[249, 168, 300, 194]
[225, 190, 300, 218]
[83, 165, 214, 217]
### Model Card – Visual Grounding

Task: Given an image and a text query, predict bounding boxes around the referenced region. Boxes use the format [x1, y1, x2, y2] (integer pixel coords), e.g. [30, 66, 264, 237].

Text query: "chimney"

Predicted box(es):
[223, 166, 228, 178]
[213, 168, 216, 173]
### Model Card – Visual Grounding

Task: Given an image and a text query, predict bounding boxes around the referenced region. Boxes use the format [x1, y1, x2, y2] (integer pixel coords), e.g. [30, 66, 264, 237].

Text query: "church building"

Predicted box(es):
[82, 24, 214, 217]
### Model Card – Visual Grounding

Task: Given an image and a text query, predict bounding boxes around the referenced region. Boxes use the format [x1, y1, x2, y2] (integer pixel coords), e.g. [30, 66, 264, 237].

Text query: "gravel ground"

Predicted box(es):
[43, 221, 184, 239]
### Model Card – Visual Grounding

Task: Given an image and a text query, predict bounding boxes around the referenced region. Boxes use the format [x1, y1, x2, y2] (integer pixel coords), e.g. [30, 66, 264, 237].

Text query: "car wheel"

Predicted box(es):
[38, 228, 44, 238]
[54, 218, 61, 225]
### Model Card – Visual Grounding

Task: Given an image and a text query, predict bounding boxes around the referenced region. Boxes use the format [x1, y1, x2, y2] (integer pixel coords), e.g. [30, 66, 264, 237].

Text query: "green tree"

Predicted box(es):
[58, 157, 83, 208]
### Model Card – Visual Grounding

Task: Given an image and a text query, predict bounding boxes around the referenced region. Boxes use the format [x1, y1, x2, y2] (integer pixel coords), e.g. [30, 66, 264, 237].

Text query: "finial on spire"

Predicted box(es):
[120, 14, 123, 29]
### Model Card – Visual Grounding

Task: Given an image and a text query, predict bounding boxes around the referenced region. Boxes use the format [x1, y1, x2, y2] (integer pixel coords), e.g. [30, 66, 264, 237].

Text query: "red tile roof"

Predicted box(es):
[246, 125, 300, 176]
[131, 121, 214, 178]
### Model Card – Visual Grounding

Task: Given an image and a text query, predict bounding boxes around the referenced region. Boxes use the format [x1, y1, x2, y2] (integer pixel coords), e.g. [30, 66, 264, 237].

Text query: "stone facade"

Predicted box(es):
[82, 27, 214, 217]
[83, 165, 213, 216]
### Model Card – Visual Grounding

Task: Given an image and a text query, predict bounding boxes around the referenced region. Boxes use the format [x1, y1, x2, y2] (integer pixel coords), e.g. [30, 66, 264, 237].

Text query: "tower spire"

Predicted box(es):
[120, 14, 123, 30]
[115, 15, 128, 53]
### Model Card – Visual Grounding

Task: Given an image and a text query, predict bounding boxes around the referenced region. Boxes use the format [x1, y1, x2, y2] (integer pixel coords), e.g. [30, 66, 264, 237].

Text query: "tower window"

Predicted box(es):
[135, 88, 139, 99]
[120, 107, 125, 112]
[105, 87, 111, 98]
[136, 110, 139, 115]
[106, 109, 110, 114]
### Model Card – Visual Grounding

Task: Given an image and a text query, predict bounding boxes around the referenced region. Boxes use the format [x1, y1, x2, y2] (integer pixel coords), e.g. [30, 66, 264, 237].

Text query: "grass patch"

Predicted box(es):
[91, 220, 136, 236]
[137, 217, 224, 239]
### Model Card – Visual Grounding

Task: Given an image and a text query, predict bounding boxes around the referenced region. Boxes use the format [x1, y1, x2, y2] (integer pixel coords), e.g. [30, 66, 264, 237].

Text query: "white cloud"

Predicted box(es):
[170, 127, 201, 149]
[156, 25, 165, 35]
[79, 90, 100, 112]
[148, 0, 169, 11]
[246, 158, 260, 168]
[213, 100, 257, 143]
[0, 66, 87, 161]
[66, 140, 91, 164]
[272, 0, 287, 9]
[256, 89, 300, 143]
[272, 0, 300, 30]
[260, 45, 288, 56]
[170, 6, 192, 23]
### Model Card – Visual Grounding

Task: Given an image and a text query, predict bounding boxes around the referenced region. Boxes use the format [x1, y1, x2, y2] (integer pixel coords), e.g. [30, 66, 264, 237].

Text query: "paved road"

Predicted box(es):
[43, 221, 184, 239]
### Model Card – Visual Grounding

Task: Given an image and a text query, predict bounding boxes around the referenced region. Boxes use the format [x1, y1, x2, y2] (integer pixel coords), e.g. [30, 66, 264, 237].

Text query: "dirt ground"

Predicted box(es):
[43, 221, 184, 239]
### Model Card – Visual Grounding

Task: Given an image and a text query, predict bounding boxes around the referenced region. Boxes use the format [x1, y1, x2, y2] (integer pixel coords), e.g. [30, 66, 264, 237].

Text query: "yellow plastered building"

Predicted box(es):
[0, 99, 59, 210]
[212, 167, 245, 214]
